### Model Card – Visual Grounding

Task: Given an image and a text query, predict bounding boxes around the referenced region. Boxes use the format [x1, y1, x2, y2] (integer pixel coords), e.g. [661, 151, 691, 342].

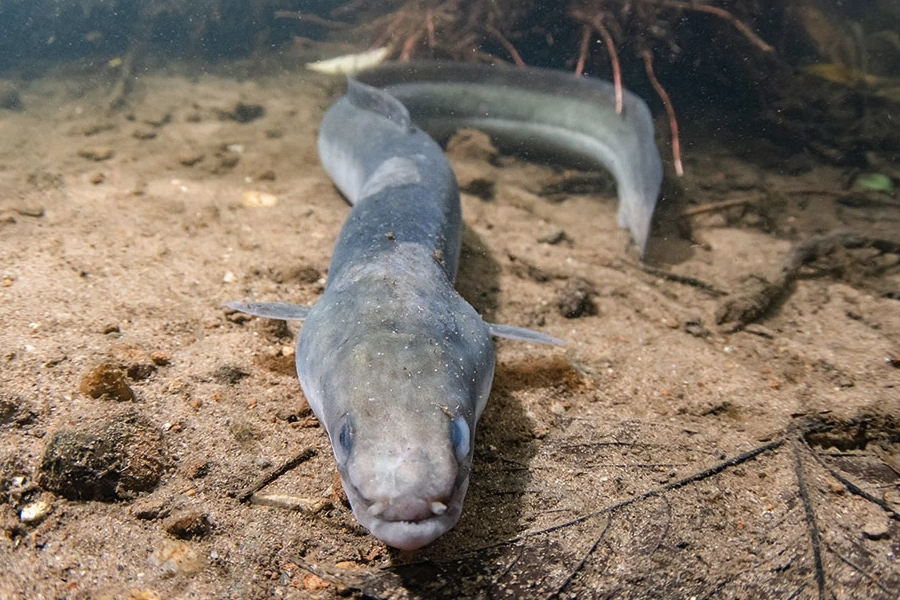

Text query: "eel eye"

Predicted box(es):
[334, 417, 354, 464]
[449, 414, 470, 463]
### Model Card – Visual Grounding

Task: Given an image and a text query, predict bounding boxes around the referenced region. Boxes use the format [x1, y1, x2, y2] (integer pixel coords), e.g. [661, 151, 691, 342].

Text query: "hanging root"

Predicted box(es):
[641, 49, 683, 176]
[649, 0, 774, 54]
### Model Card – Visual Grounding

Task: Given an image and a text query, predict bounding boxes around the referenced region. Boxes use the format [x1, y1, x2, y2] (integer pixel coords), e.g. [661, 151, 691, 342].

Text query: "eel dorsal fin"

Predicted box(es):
[346, 78, 413, 131]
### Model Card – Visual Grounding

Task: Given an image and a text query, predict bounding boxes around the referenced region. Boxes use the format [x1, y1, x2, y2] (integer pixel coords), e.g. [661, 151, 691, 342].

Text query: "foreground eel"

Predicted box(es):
[227, 61, 662, 550]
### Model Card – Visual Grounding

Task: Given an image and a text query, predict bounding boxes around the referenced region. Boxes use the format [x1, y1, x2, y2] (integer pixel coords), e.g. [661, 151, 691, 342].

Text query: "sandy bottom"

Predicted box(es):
[0, 60, 898, 599]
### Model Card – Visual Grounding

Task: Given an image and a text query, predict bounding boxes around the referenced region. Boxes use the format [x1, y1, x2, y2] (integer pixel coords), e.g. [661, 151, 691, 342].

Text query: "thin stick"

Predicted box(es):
[508, 438, 784, 543]
[236, 448, 317, 503]
[592, 17, 623, 114]
[485, 24, 526, 68]
[641, 49, 684, 176]
[652, 0, 774, 53]
[792, 442, 826, 600]
[575, 24, 592, 77]
[681, 198, 750, 216]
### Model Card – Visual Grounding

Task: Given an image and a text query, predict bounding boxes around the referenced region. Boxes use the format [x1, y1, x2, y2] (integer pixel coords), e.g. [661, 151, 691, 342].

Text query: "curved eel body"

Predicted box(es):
[355, 61, 662, 255]
[227, 62, 662, 550]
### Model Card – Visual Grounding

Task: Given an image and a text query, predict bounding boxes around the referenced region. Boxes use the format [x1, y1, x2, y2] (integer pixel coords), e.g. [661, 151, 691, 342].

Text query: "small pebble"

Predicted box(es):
[150, 351, 170, 366]
[151, 539, 204, 577]
[177, 151, 204, 167]
[77, 146, 114, 161]
[132, 128, 157, 140]
[538, 230, 569, 245]
[557, 277, 597, 319]
[163, 511, 211, 540]
[38, 409, 167, 501]
[19, 497, 52, 524]
[219, 102, 265, 123]
[862, 518, 890, 541]
[78, 363, 134, 401]
[131, 496, 171, 521]
[241, 190, 278, 207]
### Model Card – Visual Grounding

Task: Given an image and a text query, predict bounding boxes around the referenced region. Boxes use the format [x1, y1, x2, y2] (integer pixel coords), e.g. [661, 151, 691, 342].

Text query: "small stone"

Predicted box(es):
[38, 409, 168, 501]
[538, 230, 569, 245]
[151, 539, 204, 577]
[862, 518, 890, 540]
[176, 151, 204, 167]
[89, 171, 105, 184]
[18, 496, 52, 524]
[684, 319, 710, 338]
[218, 102, 265, 123]
[241, 190, 278, 208]
[79, 363, 134, 401]
[181, 459, 210, 480]
[163, 510, 211, 539]
[102, 323, 120, 334]
[77, 146, 114, 161]
[131, 496, 171, 520]
[132, 128, 158, 140]
[150, 351, 170, 366]
[557, 277, 597, 319]
[302, 573, 330, 591]
[110, 344, 158, 381]
[212, 365, 249, 385]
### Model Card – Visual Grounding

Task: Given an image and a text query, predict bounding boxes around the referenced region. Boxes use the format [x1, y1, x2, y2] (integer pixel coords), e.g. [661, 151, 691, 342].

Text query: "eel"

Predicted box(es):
[227, 62, 662, 550]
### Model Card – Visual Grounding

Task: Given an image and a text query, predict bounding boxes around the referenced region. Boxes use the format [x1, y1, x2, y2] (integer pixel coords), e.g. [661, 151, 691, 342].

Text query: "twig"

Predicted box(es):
[651, 0, 774, 54]
[509, 438, 784, 543]
[641, 49, 684, 176]
[545, 518, 613, 599]
[484, 23, 526, 68]
[236, 447, 317, 503]
[805, 443, 900, 519]
[792, 441, 826, 600]
[715, 231, 893, 332]
[681, 198, 750, 216]
[638, 264, 728, 297]
[830, 544, 896, 595]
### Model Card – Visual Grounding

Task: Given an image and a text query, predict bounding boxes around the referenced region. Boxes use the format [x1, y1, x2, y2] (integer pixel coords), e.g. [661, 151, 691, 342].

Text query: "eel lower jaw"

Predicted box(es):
[343, 476, 471, 551]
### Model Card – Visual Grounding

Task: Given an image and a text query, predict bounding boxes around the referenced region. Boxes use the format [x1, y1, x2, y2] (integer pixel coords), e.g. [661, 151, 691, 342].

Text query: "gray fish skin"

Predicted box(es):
[301, 80, 497, 550]
[356, 61, 663, 256]
[227, 62, 662, 550]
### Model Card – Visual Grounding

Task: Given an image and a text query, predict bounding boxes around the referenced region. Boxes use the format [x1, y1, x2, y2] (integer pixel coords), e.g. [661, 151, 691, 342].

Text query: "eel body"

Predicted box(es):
[227, 62, 662, 550]
[355, 61, 662, 255]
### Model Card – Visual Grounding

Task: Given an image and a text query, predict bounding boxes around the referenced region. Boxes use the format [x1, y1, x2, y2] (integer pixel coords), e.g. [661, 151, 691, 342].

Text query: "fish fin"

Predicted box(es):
[346, 78, 413, 130]
[487, 323, 566, 346]
[225, 301, 312, 322]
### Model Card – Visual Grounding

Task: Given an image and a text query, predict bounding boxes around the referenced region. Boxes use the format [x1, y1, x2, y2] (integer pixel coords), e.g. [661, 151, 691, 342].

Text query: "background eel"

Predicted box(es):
[355, 60, 662, 256]
[227, 62, 662, 550]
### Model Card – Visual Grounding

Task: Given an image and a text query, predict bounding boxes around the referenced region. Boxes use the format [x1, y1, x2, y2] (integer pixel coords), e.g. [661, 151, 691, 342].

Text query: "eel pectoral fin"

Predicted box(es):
[487, 323, 565, 346]
[224, 301, 312, 322]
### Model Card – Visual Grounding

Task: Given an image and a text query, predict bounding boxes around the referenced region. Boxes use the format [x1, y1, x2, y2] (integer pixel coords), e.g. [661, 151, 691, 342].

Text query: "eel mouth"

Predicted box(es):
[342, 476, 470, 551]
